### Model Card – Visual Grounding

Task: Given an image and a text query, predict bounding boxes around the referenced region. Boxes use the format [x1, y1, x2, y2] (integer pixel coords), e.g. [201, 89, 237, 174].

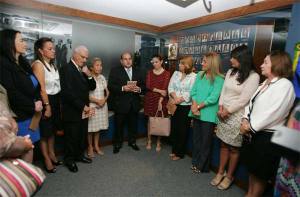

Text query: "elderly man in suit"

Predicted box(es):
[60, 45, 96, 172]
[108, 52, 145, 154]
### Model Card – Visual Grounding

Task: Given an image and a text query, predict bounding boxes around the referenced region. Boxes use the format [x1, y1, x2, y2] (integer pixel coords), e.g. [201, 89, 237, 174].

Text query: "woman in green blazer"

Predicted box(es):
[189, 52, 224, 173]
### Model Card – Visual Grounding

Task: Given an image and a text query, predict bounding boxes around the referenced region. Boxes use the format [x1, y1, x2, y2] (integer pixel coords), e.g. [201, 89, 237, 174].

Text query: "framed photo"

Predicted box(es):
[223, 30, 231, 40]
[202, 33, 208, 42]
[231, 29, 240, 40]
[208, 33, 215, 42]
[222, 43, 230, 53]
[215, 31, 223, 41]
[168, 43, 178, 60]
[241, 27, 250, 39]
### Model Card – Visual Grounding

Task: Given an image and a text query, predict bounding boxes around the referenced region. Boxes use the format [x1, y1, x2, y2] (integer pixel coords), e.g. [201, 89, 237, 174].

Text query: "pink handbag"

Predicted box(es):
[149, 110, 171, 136]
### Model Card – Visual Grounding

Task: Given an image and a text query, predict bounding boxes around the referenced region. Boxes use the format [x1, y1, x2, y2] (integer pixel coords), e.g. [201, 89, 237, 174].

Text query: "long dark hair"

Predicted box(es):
[230, 45, 255, 84]
[34, 37, 56, 71]
[0, 29, 21, 62]
[0, 29, 31, 73]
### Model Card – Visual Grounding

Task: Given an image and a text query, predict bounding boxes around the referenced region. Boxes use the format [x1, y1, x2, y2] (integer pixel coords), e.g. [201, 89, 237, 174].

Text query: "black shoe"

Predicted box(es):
[45, 166, 57, 173]
[128, 143, 140, 151]
[66, 162, 78, 173]
[113, 146, 120, 154]
[52, 160, 63, 166]
[76, 156, 92, 163]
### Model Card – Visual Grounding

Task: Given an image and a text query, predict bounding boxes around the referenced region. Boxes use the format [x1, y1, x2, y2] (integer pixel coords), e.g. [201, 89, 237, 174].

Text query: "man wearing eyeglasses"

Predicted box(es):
[60, 45, 96, 172]
[108, 52, 145, 154]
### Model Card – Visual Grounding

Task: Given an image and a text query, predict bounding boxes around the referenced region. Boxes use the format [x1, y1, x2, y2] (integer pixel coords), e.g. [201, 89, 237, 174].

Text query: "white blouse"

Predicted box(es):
[168, 71, 196, 105]
[244, 77, 295, 133]
[219, 69, 260, 113]
[36, 60, 61, 95]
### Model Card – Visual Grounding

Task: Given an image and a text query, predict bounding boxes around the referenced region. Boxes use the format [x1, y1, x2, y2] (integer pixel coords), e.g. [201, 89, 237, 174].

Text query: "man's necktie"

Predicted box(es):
[126, 68, 132, 80]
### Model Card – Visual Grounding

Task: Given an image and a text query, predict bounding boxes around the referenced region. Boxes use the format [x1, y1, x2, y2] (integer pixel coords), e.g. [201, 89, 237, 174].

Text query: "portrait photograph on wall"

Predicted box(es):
[168, 43, 178, 60]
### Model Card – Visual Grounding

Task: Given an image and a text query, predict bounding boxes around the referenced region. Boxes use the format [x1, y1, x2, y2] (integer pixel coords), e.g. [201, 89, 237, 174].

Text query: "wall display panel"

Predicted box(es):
[0, 8, 72, 68]
[176, 25, 255, 72]
[162, 8, 291, 74]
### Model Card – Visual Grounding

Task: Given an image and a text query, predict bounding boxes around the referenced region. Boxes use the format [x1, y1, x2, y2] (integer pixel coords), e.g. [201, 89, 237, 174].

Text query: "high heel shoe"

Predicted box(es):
[146, 140, 151, 150]
[52, 160, 63, 166]
[45, 167, 57, 173]
[87, 147, 95, 158]
[95, 149, 104, 156]
[217, 176, 234, 190]
[156, 143, 161, 152]
[210, 173, 225, 186]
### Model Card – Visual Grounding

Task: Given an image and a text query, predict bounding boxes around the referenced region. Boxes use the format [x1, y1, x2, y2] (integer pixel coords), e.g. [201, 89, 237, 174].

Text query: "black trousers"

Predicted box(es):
[113, 108, 138, 147]
[63, 119, 88, 164]
[192, 119, 215, 172]
[171, 105, 191, 158]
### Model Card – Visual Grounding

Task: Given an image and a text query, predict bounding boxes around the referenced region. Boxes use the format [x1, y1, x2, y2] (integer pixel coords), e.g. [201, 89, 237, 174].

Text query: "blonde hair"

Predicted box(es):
[201, 52, 223, 83]
[92, 57, 102, 66]
[88, 57, 102, 71]
[179, 56, 194, 74]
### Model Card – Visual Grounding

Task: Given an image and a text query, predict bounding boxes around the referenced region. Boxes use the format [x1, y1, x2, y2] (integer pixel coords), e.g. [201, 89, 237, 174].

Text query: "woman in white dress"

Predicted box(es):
[87, 58, 109, 158]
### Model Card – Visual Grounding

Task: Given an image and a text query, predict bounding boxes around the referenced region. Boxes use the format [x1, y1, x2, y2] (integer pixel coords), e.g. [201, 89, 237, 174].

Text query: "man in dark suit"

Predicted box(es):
[60, 45, 96, 172]
[108, 52, 145, 154]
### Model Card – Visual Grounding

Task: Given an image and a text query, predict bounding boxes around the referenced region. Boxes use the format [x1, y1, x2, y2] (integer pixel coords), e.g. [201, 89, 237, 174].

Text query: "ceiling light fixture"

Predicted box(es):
[166, 0, 199, 8]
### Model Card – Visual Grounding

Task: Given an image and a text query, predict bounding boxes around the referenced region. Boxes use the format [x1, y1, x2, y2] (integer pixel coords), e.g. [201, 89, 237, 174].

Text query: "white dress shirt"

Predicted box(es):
[124, 67, 132, 80]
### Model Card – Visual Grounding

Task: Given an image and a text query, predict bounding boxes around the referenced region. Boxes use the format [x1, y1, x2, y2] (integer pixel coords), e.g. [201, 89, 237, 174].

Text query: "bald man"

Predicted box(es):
[60, 46, 96, 172]
[108, 52, 145, 154]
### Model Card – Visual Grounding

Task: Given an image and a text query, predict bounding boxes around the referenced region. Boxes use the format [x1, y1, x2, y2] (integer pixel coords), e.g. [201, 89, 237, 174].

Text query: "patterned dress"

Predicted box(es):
[88, 74, 108, 132]
[144, 70, 170, 117]
[215, 70, 259, 147]
[274, 105, 300, 197]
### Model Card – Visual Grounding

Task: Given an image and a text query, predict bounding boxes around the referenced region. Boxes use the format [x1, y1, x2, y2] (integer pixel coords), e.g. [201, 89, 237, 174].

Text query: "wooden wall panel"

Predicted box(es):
[253, 21, 275, 74]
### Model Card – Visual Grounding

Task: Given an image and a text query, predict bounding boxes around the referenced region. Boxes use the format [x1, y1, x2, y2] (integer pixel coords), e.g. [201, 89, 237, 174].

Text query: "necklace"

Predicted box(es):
[153, 68, 164, 75]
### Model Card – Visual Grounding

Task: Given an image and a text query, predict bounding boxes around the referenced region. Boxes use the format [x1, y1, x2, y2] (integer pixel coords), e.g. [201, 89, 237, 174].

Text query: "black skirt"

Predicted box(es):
[240, 131, 281, 181]
[39, 93, 62, 138]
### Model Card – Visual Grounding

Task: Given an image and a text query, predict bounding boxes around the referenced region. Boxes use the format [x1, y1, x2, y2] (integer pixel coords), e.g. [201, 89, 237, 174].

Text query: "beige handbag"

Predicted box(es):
[149, 110, 171, 136]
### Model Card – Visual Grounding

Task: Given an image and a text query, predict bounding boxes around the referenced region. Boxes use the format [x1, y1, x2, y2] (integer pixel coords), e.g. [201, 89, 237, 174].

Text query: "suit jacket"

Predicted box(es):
[60, 61, 96, 122]
[108, 65, 145, 114]
[0, 55, 40, 121]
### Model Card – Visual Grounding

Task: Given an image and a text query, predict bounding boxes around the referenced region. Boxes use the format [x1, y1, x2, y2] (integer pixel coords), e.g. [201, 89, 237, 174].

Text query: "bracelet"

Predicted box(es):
[44, 102, 49, 106]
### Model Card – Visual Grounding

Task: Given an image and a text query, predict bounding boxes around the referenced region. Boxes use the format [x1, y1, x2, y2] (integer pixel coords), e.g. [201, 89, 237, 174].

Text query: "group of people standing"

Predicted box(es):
[143, 45, 297, 196]
[0, 29, 109, 174]
[0, 28, 298, 196]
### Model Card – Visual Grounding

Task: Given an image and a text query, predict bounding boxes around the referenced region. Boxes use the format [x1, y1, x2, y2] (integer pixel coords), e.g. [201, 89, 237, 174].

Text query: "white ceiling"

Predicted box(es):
[36, 0, 265, 26]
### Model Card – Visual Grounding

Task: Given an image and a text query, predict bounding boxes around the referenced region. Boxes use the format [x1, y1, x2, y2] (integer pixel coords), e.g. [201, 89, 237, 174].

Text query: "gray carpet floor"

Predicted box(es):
[36, 139, 245, 197]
